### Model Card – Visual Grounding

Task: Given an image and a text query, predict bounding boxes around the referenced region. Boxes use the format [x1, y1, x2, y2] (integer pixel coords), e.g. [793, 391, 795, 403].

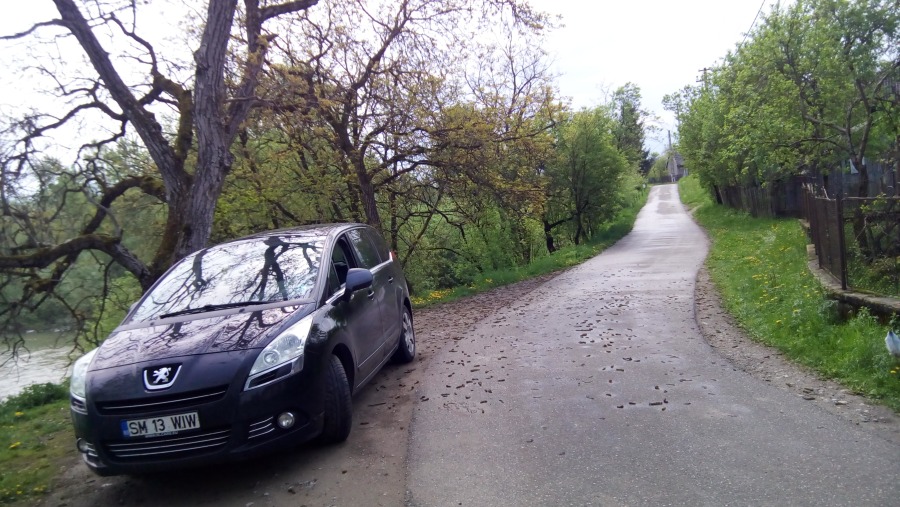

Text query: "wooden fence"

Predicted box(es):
[713, 166, 899, 296]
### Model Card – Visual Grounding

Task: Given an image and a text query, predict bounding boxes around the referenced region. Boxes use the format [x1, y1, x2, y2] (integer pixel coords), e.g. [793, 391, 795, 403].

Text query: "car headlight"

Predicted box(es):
[246, 314, 314, 390]
[70, 349, 97, 400]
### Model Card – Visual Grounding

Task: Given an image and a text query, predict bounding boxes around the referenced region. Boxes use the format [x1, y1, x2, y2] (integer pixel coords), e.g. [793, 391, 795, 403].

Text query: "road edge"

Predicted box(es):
[693, 263, 900, 445]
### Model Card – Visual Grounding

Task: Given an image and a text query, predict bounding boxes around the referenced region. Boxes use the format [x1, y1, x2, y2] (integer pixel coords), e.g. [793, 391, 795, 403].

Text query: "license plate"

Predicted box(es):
[121, 412, 200, 438]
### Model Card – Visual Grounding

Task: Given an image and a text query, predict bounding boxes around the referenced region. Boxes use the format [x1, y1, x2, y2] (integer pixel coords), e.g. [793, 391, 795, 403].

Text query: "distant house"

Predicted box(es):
[667, 152, 687, 181]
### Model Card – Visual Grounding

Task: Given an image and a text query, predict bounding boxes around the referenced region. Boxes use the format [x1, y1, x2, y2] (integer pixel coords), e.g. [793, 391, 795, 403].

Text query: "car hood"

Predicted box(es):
[92, 305, 307, 370]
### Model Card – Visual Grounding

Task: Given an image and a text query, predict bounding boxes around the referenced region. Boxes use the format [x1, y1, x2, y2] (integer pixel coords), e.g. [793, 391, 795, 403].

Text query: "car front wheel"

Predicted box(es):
[319, 355, 352, 443]
[392, 307, 415, 363]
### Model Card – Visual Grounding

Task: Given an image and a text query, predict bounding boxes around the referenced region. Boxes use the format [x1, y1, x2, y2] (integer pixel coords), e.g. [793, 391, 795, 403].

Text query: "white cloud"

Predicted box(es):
[530, 0, 782, 152]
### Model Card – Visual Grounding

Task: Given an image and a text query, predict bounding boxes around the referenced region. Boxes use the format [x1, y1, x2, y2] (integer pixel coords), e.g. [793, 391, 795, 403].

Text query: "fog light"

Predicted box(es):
[277, 412, 296, 429]
[76, 438, 90, 453]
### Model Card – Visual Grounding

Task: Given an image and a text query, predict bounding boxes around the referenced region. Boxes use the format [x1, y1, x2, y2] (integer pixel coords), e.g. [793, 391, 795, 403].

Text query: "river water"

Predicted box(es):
[0, 345, 73, 401]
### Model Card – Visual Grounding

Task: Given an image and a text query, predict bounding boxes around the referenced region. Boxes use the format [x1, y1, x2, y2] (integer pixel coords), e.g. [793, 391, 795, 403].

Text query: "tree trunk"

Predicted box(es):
[172, 0, 238, 261]
[574, 216, 583, 245]
[849, 154, 871, 256]
[543, 219, 556, 253]
[355, 162, 382, 229]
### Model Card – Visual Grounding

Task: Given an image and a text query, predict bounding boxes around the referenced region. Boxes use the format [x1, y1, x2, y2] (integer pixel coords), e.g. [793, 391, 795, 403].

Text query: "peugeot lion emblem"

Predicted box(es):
[143, 364, 182, 390]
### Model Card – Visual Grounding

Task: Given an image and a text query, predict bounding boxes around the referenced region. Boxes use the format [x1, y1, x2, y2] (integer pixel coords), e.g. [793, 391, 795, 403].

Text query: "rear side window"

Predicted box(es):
[347, 229, 381, 269]
[365, 228, 391, 262]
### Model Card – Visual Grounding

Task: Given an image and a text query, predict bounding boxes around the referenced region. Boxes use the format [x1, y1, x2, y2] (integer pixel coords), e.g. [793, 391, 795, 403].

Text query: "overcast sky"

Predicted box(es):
[1, 0, 782, 157]
[529, 0, 782, 153]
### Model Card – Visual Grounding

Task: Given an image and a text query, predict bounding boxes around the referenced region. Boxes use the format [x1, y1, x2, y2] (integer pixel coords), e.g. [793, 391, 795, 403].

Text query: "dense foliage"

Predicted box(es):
[666, 0, 899, 198]
[0, 0, 648, 354]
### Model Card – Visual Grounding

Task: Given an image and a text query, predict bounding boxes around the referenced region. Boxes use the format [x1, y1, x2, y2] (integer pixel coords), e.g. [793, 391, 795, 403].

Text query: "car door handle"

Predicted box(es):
[387, 277, 394, 284]
[366, 290, 375, 299]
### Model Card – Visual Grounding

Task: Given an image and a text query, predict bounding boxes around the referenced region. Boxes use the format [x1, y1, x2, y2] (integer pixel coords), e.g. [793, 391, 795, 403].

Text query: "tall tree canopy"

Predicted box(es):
[542, 107, 629, 251]
[671, 0, 899, 197]
[610, 83, 652, 175]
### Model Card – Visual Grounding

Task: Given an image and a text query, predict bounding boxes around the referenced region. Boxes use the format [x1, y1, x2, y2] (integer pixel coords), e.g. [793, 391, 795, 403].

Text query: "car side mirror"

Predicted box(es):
[343, 268, 373, 300]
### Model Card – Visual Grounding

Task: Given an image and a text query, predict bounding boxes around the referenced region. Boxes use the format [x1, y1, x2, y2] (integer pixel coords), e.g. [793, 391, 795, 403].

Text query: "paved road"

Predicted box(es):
[406, 184, 899, 506]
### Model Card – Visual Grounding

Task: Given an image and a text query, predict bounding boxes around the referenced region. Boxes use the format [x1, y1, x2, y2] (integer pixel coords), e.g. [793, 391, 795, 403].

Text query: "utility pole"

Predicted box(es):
[697, 67, 711, 88]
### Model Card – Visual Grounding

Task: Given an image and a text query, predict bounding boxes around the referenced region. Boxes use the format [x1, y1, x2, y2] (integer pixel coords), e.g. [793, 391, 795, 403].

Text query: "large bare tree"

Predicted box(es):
[0, 0, 317, 352]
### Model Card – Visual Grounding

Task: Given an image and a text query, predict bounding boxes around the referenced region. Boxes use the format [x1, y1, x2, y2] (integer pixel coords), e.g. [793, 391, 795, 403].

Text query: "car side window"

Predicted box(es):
[347, 229, 381, 269]
[364, 228, 391, 263]
[331, 239, 355, 288]
[325, 263, 341, 298]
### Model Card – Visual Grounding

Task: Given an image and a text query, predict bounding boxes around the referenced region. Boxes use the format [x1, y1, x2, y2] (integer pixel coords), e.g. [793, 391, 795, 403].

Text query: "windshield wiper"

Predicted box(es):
[158, 301, 272, 319]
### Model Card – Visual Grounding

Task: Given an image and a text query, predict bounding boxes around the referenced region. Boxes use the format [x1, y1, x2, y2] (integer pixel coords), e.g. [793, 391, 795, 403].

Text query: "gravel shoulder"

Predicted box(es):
[694, 265, 900, 445]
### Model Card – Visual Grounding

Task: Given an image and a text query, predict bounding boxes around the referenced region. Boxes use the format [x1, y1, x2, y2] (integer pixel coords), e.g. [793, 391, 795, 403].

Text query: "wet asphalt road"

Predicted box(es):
[406, 184, 900, 506]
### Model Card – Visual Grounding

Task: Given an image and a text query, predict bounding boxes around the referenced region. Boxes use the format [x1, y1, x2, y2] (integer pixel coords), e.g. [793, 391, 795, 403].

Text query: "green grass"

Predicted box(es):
[846, 241, 900, 298]
[676, 174, 708, 209]
[679, 175, 900, 411]
[411, 190, 647, 308]
[0, 383, 73, 504]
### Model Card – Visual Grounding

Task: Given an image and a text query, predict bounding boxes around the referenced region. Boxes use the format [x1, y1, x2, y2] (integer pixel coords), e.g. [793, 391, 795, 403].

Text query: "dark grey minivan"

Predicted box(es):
[69, 223, 415, 475]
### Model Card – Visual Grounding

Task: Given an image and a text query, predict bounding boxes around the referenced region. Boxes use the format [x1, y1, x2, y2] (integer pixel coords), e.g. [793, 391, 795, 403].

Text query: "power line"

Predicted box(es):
[698, 2, 767, 86]
[738, 0, 768, 51]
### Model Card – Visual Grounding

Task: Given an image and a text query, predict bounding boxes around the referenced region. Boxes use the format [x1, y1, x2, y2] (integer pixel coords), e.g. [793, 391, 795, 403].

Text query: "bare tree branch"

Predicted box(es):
[0, 20, 64, 40]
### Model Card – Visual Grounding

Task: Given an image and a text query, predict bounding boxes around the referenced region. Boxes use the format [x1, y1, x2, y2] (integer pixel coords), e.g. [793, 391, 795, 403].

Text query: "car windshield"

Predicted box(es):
[131, 234, 324, 322]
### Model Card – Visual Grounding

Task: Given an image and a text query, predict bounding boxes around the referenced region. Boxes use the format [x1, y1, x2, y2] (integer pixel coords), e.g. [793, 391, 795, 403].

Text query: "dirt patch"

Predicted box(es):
[694, 265, 900, 445]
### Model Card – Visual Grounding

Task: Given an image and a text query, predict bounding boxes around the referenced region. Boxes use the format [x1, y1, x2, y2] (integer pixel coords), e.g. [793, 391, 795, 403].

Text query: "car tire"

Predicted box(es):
[320, 355, 352, 444]
[392, 307, 416, 363]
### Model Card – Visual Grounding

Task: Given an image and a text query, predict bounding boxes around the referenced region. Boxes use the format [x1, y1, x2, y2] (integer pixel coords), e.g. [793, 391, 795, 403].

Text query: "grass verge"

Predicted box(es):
[0, 383, 73, 505]
[411, 188, 648, 308]
[678, 175, 900, 411]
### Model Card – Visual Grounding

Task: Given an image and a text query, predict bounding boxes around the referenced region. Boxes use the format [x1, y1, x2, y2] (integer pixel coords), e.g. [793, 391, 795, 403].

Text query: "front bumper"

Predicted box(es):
[72, 355, 327, 476]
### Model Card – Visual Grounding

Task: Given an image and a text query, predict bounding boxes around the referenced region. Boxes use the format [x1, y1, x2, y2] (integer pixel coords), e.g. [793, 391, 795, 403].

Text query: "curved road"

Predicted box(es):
[406, 184, 899, 506]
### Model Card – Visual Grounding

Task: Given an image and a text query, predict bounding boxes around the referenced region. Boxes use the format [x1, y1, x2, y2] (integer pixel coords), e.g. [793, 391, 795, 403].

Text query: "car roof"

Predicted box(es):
[220, 223, 368, 246]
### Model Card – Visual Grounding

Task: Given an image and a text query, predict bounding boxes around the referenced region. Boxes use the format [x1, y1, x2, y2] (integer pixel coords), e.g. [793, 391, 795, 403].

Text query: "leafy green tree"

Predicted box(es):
[247, 0, 558, 273]
[647, 152, 670, 182]
[610, 83, 652, 174]
[0, 142, 163, 353]
[673, 0, 899, 199]
[543, 108, 629, 251]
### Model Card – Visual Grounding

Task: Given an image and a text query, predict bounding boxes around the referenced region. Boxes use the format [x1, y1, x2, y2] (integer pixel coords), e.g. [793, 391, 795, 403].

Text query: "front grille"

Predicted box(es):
[104, 428, 229, 460]
[248, 417, 275, 440]
[97, 386, 228, 415]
